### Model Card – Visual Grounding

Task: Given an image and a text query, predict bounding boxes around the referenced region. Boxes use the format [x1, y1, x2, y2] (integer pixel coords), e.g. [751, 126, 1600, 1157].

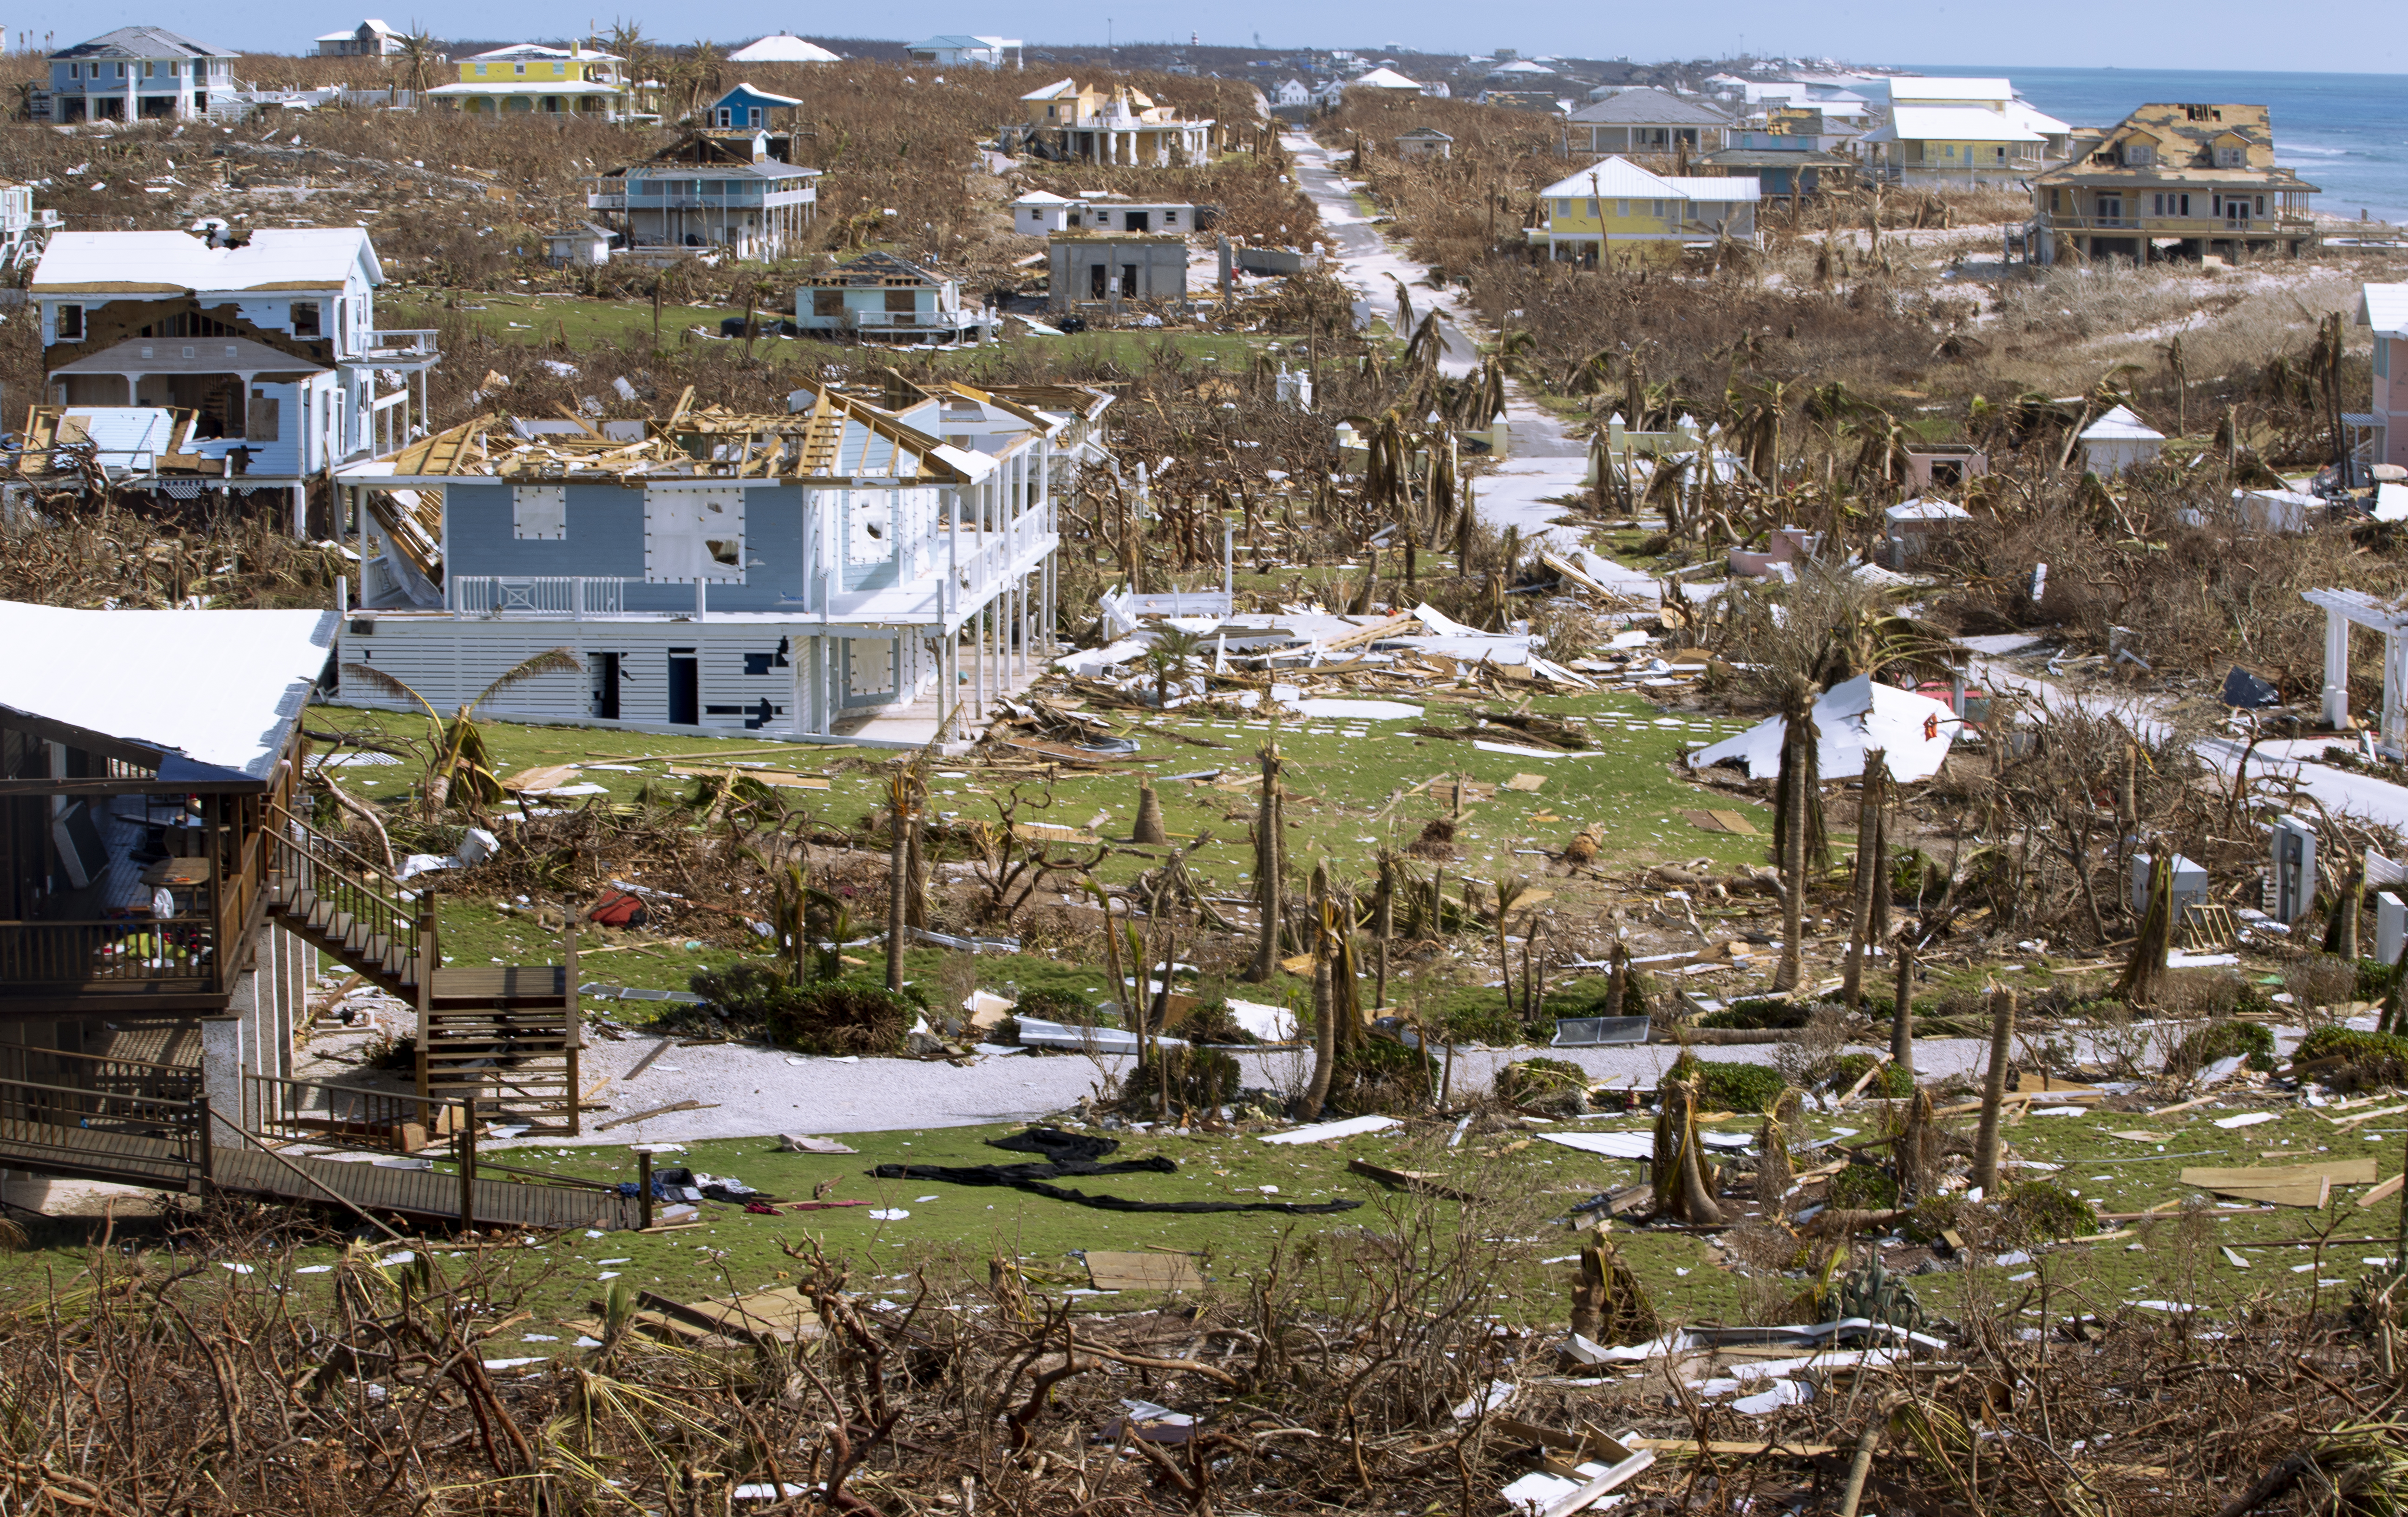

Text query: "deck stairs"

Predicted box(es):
[262, 806, 582, 1136]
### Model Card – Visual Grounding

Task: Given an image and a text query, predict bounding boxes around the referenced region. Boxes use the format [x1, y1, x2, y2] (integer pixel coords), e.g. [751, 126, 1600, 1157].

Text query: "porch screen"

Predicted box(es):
[643, 485, 746, 582]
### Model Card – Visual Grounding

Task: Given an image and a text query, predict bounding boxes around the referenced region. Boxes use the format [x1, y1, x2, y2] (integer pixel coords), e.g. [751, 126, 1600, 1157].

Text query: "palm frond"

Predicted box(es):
[469, 647, 585, 712]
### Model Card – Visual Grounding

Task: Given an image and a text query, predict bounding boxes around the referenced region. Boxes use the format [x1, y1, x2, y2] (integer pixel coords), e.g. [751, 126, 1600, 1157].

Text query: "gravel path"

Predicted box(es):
[534, 1030, 2014, 1149]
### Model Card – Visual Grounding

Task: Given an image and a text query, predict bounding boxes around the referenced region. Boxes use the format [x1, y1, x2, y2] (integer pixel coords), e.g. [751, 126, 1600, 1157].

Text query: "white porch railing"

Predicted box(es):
[449, 575, 629, 618]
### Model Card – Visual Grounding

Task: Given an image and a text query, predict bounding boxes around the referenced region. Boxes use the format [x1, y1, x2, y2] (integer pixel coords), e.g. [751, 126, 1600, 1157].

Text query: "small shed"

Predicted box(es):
[1395, 127, 1453, 161]
[1884, 496, 1973, 565]
[2080, 404, 2166, 476]
[543, 222, 613, 268]
[1902, 444, 1987, 490]
[1012, 190, 1080, 235]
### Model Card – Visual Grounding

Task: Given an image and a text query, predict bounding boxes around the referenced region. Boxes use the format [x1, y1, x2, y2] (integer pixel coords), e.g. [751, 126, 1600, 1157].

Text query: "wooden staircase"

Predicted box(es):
[264, 807, 582, 1136]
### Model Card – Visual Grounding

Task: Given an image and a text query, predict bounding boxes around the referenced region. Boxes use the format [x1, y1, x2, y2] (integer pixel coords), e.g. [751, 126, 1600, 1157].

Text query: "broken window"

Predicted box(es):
[883, 289, 916, 314]
[512, 484, 568, 541]
[290, 301, 321, 337]
[245, 394, 280, 442]
[53, 304, 81, 340]
[643, 486, 746, 583]
[813, 289, 843, 318]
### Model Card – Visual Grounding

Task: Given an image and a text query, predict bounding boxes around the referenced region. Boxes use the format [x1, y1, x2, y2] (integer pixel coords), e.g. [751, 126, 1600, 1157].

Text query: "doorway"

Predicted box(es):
[667, 650, 699, 725]
[1124, 210, 1150, 232]
[593, 652, 621, 719]
[1089, 262, 1108, 299]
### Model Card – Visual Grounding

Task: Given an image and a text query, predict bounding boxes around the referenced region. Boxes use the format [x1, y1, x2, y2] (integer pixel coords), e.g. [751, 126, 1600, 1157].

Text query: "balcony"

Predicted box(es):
[2045, 213, 2316, 237]
[449, 575, 629, 618]
[342, 329, 441, 372]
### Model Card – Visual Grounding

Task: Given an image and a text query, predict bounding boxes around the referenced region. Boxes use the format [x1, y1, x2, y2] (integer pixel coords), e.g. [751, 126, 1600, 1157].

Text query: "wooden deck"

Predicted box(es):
[0, 1119, 643, 1231]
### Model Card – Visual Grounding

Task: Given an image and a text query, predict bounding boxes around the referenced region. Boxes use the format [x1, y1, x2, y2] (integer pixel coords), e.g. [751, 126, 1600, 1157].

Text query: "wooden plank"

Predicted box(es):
[502, 764, 581, 792]
[2359, 1174, 2405, 1209]
[667, 766, 829, 790]
[1347, 1157, 1487, 1203]
[594, 1099, 715, 1132]
[1085, 1250, 1204, 1292]
[2180, 1159, 2376, 1187]
[1706, 810, 1759, 837]
[1627, 1438, 1839, 1458]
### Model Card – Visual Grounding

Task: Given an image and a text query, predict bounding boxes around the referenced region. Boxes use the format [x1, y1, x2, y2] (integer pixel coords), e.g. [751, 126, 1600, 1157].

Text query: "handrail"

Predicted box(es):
[0, 1042, 203, 1083]
[244, 1070, 445, 1154]
[267, 803, 421, 985]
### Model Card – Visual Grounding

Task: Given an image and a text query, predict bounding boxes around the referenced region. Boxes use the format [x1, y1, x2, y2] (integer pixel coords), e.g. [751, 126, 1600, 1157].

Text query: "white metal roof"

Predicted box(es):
[0, 602, 334, 784]
[469, 42, 621, 60]
[2360, 282, 2408, 339]
[1881, 76, 2014, 104]
[1012, 190, 1080, 205]
[1865, 106, 2044, 144]
[31, 229, 381, 294]
[2082, 404, 2166, 441]
[2002, 99, 2073, 137]
[1538, 156, 1677, 200]
[1658, 175, 1762, 202]
[727, 34, 841, 62]
[1887, 497, 1972, 522]
[1350, 66, 1421, 89]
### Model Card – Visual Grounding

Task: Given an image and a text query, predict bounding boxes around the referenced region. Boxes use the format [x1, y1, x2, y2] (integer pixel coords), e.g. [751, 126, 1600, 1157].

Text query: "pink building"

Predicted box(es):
[2357, 282, 2408, 476]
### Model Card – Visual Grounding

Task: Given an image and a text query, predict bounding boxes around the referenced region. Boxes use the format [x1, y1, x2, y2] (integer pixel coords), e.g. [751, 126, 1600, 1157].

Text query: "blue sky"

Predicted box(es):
[15, 1, 2403, 73]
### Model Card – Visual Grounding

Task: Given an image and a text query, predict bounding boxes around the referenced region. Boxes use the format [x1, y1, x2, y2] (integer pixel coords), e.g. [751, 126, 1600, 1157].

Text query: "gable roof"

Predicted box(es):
[711, 82, 804, 109]
[2082, 404, 2165, 442]
[1538, 156, 1676, 200]
[1021, 77, 1080, 100]
[726, 34, 841, 63]
[2359, 283, 2408, 340]
[0, 602, 334, 786]
[1396, 127, 1454, 141]
[800, 250, 945, 288]
[31, 228, 382, 295]
[1568, 87, 1731, 127]
[2037, 102, 2313, 188]
[1865, 106, 2044, 144]
[52, 26, 235, 60]
[1350, 66, 1421, 89]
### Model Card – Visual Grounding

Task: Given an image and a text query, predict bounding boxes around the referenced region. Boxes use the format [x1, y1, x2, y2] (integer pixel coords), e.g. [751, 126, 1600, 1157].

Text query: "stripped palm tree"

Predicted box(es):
[340, 649, 583, 820]
[395, 26, 439, 99]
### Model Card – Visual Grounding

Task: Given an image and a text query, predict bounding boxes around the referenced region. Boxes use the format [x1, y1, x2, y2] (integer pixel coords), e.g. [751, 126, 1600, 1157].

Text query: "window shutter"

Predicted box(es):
[644, 485, 746, 583]
[512, 484, 568, 540]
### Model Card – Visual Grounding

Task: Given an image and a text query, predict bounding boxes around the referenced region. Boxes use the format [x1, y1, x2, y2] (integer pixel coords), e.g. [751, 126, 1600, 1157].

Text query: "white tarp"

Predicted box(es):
[1686, 673, 1960, 783]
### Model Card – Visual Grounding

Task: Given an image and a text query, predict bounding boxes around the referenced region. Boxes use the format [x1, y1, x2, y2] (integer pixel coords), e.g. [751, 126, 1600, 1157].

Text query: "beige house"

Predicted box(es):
[1019, 79, 1213, 165]
[2030, 103, 2318, 264]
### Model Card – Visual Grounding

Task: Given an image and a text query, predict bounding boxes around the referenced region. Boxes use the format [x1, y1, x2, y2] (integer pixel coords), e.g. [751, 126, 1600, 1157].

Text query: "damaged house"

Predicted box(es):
[9, 228, 438, 525]
[1017, 79, 1215, 166]
[795, 251, 995, 345]
[332, 379, 1111, 745]
[587, 122, 822, 263]
[38, 26, 237, 124]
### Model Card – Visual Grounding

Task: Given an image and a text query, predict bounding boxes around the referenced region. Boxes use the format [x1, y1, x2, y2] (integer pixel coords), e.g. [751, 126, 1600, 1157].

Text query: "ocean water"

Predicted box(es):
[1902, 66, 2408, 224]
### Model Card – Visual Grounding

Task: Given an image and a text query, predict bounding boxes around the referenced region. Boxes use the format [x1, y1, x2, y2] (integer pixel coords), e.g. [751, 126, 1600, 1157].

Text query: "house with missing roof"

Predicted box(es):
[40, 26, 237, 123]
[1394, 128, 1453, 161]
[1566, 87, 1732, 156]
[314, 19, 405, 57]
[1019, 79, 1215, 165]
[425, 43, 632, 118]
[587, 116, 821, 263]
[2028, 103, 2319, 265]
[13, 229, 438, 523]
[1010, 191, 1202, 237]
[330, 379, 1114, 745]
[1861, 76, 2071, 187]
[795, 251, 995, 345]
[1528, 157, 1760, 266]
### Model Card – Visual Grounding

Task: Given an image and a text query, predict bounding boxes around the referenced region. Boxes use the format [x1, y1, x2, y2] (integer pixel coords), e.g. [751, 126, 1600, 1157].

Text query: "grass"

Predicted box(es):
[310, 691, 1771, 1005]
[2, 1095, 2397, 1348]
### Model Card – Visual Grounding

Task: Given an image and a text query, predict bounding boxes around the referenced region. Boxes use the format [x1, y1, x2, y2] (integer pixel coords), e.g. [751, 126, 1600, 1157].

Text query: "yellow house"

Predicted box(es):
[1528, 157, 1760, 267]
[426, 43, 632, 118]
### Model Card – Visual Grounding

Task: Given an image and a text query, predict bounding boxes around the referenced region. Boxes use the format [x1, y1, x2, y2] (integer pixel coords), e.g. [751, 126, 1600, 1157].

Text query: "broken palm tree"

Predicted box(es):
[1653, 1073, 1723, 1225]
[1970, 988, 2016, 1196]
[1568, 1223, 1661, 1348]
[339, 647, 584, 821]
[2119, 849, 2176, 1005]
[1842, 752, 1890, 1007]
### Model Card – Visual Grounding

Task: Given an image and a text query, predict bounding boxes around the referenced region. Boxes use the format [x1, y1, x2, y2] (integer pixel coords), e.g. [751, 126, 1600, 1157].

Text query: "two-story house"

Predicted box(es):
[330, 379, 1112, 747]
[588, 125, 821, 263]
[2030, 104, 2318, 265]
[1019, 79, 1215, 166]
[313, 19, 405, 57]
[425, 43, 631, 118]
[796, 251, 995, 345]
[23, 229, 438, 510]
[1528, 157, 1761, 267]
[2354, 282, 2408, 477]
[41, 27, 237, 124]
[905, 35, 1022, 69]
[1862, 76, 2070, 187]
[1697, 114, 1857, 201]
[1565, 87, 1732, 157]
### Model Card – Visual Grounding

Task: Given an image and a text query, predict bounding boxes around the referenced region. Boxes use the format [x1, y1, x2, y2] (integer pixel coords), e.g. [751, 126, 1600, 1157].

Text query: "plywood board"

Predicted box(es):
[1503, 773, 1548, 792]
[1347, 1157, 1486, 1203]
[2180, 1159, 2375, 1187]
[1085, 1250, 1204, 1293]
[503, 763, 582, 792]
[1707, 810, 1759, 837]
[668, 766, 829, 789]
[1013, 822, 1101, 844]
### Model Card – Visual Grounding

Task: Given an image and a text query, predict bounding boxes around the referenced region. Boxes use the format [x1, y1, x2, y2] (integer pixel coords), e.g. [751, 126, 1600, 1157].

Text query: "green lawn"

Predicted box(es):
[1, 1098, 2394, 1347]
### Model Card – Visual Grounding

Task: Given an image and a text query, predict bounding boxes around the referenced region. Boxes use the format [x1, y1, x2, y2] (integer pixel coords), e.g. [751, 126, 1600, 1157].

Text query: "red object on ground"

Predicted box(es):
[588, 889, 648, 927]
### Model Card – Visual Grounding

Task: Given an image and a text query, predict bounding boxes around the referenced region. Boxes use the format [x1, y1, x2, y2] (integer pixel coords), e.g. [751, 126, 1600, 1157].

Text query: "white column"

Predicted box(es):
[290, 482, 307, 540]
[2388, 630, 2408, 758]
[2325, 608, 2353, 730]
